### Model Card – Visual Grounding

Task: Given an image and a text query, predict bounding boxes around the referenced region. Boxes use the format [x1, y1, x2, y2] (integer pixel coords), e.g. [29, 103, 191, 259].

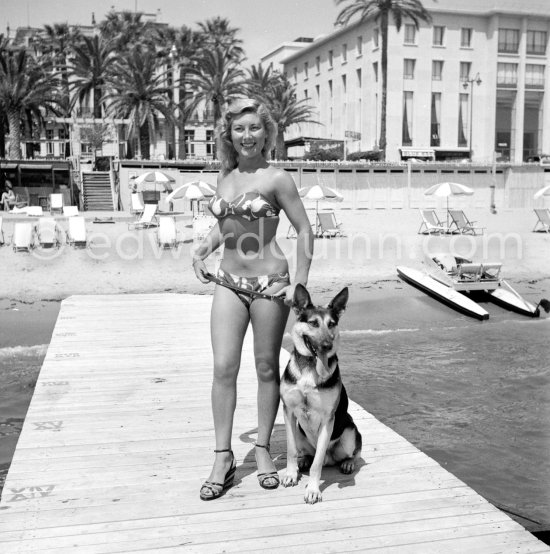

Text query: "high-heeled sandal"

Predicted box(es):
[199, 449, 236, 501]
[255, 443, 280, 490]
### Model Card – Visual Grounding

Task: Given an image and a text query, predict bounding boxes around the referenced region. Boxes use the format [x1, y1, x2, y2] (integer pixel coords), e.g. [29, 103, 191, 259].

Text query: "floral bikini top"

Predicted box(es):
[208, 191, 280, 221]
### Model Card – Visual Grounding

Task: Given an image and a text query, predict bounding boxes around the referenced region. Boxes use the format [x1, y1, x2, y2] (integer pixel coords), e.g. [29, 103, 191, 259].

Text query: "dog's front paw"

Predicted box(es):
[340, 459, 355, 474]
[304, 483, 322, 504]
[281, 468, 299, 487]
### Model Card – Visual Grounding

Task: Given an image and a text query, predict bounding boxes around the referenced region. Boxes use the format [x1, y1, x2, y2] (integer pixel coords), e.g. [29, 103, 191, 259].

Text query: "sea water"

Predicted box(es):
[1, 290, 548, 535]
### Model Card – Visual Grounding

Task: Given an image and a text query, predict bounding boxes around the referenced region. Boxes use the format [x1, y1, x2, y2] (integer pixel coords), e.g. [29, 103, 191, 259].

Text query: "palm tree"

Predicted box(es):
[98, 10, 156, 52]
[0, 48, 60, 159]
[335, 0, 432, 160]
[104, 46, 173, 159]
[68, 35, 117, 119]
[246, 63, 279, 98]
[196, 17, 245, 61]
[186, 46, 246, 136]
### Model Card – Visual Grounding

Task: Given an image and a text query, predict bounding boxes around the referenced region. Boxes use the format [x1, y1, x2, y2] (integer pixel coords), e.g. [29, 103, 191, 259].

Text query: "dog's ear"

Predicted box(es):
[292, 283, 313, 313]
[328, 287, 349, 319]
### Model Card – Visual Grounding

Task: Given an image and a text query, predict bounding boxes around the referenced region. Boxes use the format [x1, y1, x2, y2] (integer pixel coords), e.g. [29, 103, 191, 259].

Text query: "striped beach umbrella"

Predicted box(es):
[424, 182, 474, 225]
[533, 184, 550, 199]
[134, 170, 176, 192]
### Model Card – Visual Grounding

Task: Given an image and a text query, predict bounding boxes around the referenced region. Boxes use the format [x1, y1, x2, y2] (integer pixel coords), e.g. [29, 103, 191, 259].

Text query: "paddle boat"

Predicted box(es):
[397, 253, 547, 320]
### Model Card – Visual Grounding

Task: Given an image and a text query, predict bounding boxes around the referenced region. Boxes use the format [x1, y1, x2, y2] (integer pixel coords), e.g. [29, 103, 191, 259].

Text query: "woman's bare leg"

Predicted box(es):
[206, 285, 249, 484]
[250, 295, 290, 480]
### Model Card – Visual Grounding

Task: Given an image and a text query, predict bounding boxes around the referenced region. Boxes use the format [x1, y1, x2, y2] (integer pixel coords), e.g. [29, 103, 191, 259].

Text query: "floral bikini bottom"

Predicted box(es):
[216, 268, 290, 309]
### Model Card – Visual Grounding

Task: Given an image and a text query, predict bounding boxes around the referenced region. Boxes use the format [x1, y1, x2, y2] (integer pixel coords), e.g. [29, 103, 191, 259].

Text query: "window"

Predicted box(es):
[431, 93, 441, 147]
[342, 43, 347, 63]
[206, 130, 214, 155]
[304, 89, 309, 99]
[458, 93, 468, 146]
[497, 63, 518, 87]
[315, 84, 320, 102]
[525, 64, 545, 88]
[328, 50, 333, 69]
[459, 62, 471, 82]
[433, 26, 445, 46]
[46, 128, 54, 155]
[404, 59, 416, 80]
[356, 35, 363, 56]
[402, 91, 413, 146]
[432, 60, 443, 80]
[373, 28, 379, 49]
[342, 74, 347, 95]
[328, 79, 333, 98]
[373, 62, 378, 83]
[293, 66, 297, 82]
[461, 28, 472, 48]
[304, 61, 309, 79]
[315, 55, 320, 73]
[184, 130, 195, 155]
[527, 30, 547, 55]
[404, 24, 416, 45]
[498, 28, 519, 53]
[356, 68, 362, 88]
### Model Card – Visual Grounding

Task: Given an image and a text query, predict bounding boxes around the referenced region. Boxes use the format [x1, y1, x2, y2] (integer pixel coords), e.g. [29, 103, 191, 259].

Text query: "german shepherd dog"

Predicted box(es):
[280, 284, 362, 504]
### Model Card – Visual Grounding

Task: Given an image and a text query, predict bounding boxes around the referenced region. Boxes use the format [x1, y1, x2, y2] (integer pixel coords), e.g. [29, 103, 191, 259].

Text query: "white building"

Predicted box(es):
[274, 0, 550, 163]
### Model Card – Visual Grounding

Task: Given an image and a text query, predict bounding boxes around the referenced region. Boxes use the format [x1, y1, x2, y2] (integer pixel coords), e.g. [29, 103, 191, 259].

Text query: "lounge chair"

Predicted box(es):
[66, 216, 87, 248]
[0, 216, 4, 246]
[128, 203, 158, 230]
[480, 262, 502, 281]
[192, 215, 216, 241]
[316, 211, 344, 238]
[533, 208, 550, 233]
[448, 209, 485, 235]
[49, 193, 64, 214]
[457, 262, 483, 281]
[157, 215, 180, 249]
[130, 192, 145, 215]
[418, 209, 450, 235]
[35, 217, 63, 248]
[63, 205, 79, 217]
[12, 222, 35, 252]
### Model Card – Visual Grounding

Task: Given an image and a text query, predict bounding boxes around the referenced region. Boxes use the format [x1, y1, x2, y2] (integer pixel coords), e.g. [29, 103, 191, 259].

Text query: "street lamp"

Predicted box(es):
[463, 72, 482, 161]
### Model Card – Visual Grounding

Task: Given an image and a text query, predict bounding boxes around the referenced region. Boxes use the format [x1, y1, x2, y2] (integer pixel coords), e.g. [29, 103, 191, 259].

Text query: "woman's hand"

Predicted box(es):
[273, 283, 299, 306]
[192, 259, 210, 284]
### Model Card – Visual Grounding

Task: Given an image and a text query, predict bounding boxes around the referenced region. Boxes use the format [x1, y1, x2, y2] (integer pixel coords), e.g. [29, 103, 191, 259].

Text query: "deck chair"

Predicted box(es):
[66, 216, 87, 248]
[533, 208, 550, 233]
[316, 211, 344, 238]
[448, 210, 484, 235]
[157, 216, 180, 249]
[480, 262, 502, 281]
[128, 203, 158, 230]
[12, 222, 35, 252]
[63, 205, 79, 217]
[418, 209, 450, 234]
[0, 216, 4, 246]
[193, 215, 216, 242]
[457, 262, 483, 281]
[49, 193, 64, 214]
[35, 217, 63, 248]
[130, 192, 145, 215]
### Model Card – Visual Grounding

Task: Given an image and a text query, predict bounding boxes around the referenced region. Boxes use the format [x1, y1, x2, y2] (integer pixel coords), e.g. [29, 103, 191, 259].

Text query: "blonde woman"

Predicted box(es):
[192, 98, 313, 500]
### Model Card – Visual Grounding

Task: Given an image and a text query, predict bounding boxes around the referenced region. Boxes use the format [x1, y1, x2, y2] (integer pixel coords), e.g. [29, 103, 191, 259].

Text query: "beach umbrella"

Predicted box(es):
[298, 184, 343, 233]
[533, 184, 550, 199]
[134, 170, 176, 193]
[166, 181, 216, 215]
[424, 182, 474, 225]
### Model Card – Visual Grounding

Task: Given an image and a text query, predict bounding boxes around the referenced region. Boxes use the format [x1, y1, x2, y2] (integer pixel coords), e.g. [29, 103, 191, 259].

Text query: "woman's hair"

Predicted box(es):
[215, 98, 277, 174]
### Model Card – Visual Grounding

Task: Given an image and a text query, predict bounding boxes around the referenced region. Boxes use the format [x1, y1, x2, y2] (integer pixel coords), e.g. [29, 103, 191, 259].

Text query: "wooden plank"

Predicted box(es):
[0, 293, 547, 553]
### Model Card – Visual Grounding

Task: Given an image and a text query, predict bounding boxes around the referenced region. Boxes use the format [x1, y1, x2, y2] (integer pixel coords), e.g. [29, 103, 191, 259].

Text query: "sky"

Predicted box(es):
[1, 0, 342, 65]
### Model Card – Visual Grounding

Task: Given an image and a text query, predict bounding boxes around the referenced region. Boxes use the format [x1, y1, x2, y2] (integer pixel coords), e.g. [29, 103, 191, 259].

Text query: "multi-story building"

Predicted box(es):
[269, 0, 550, 163]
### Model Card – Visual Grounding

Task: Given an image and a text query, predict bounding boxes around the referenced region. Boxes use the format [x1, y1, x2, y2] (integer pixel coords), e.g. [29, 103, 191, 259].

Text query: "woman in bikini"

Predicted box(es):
[192, 98, 313, 500]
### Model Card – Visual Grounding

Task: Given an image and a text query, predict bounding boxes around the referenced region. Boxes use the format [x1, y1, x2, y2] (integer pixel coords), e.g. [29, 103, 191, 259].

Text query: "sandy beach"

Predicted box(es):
[1, 207, 549, 303]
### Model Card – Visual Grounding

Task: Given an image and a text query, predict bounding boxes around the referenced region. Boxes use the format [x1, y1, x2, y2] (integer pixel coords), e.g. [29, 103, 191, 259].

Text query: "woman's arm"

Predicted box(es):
[274, 170, 314, 300]
[191, 221, 223, 283]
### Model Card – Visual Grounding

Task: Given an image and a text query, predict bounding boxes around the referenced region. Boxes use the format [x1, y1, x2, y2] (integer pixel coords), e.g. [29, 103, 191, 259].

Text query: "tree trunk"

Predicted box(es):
[276, 130, 286, 160]
[93, 86, 102, 119]
[140, 124, 150, 159]
[379, 11, 389, 161]
[7, 109, 22, 159]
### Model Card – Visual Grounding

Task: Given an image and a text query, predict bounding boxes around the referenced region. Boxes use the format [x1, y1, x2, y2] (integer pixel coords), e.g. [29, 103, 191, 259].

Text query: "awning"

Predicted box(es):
[0, 163, 18, 169]
[19, 164, 53, 170]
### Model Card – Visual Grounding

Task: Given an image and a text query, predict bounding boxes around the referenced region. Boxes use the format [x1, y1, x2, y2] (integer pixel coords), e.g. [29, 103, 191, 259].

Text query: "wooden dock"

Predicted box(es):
[0, 293, 548, 553]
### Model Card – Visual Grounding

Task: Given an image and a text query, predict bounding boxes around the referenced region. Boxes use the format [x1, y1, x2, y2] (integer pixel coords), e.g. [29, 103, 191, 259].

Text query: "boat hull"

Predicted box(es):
[488, 283, 539, 317]
[397, 266, 490, 320]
